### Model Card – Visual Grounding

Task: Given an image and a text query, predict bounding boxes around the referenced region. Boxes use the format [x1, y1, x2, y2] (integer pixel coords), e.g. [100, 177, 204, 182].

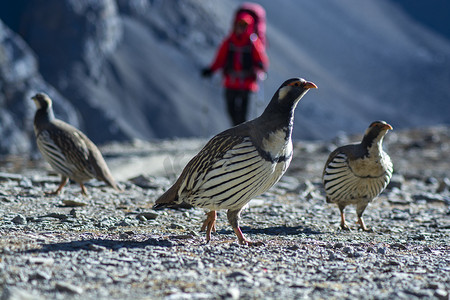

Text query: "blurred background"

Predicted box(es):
[0, 0, 449, 155]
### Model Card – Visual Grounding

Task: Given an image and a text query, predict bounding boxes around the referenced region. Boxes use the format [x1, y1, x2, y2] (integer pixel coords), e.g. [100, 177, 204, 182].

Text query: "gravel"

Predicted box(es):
[0, 126, 449, 299]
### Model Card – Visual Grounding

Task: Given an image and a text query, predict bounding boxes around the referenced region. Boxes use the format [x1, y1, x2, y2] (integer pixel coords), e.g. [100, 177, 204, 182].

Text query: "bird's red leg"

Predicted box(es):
[227, 209, 263, 246]
[48, 176, 69, 195]
[200, 211, 216, 243]
[79, 183, 88, 197]
[233, 227, 249, 245]
[233, 227, 263, 246]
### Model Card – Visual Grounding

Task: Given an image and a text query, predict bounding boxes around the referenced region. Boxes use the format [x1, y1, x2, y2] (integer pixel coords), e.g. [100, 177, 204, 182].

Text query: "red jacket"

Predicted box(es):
[209, 14, 269, 92]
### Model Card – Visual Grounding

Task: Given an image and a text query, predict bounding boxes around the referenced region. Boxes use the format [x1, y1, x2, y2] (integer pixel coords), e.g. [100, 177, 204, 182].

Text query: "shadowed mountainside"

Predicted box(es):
[0, 0, 449, 155]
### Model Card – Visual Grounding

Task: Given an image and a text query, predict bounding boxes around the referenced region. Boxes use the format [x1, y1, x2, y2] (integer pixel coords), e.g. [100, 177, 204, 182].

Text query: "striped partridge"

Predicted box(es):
[322, 121, 393, 231]
[154, 78, 317, 245]
[32, 93, 121, 196]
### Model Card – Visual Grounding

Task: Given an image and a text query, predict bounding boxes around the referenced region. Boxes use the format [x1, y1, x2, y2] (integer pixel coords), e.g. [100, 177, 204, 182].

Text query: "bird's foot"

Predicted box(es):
[359, 227, 373, 232]
[45, 190, 62, 196]
[356, 218, 369, 231]
[47, 177, 68, 196]
[356, 217, 369, 231]
[239, 239, 265, 247]
[114, 184, 124, 193]
[79, 184, 89, 197]
[200, 211, 217, 232]
[200, 211, 217, 243]
[340, 222, 351, 231]
[233, 227, 264, 246]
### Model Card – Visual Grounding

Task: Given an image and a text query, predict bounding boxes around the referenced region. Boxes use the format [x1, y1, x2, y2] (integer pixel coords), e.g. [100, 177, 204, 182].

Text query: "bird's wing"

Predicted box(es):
[180, 133, 283, 210]
[322, 149, 361, 202]
[38, 121, 94, 178]
[323, 145, 393, 202]
[153, 132, 244, 208]
[36, 130, 77, 177]
[180, 133, 246, 192]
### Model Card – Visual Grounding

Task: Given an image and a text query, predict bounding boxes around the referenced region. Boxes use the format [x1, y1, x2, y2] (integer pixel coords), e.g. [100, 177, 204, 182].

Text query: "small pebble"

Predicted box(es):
[334, 242, 344, 249]
[377, 247, 387, 255]
[225, 287, 240, 300]
[88, 244, 107, 252]
[434, 289, 449, 300]
[27, 257, 54, 265]
[55, 282, 83, 294]
[170, 223, 186, 230]
[12, 214, 27, 225]
[367, 247, 376, 253]
[226, 270, 252, 279]
[137, 212, 158, 220]
[29, 271, 52, 281]
[342, 246, 353, 254]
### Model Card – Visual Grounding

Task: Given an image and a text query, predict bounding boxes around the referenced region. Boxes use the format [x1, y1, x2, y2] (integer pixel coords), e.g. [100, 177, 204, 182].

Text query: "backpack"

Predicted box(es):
[233, 2, 267, 49]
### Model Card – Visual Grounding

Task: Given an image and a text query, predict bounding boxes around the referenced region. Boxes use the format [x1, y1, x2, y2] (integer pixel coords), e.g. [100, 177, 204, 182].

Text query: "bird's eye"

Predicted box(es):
[289, 81, 301, 87]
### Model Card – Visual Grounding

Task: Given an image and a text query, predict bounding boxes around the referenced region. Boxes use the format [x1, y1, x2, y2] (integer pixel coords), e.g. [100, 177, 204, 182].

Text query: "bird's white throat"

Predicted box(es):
[261, 128, 292, 159]
[368, 135, 386, 157]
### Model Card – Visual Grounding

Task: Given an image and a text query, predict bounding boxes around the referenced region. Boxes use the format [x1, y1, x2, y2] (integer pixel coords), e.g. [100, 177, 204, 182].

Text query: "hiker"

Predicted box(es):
[201, 4, 269, 126]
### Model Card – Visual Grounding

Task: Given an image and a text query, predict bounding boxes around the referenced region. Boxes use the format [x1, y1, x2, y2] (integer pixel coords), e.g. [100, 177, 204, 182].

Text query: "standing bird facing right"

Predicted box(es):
[154, 78, 317, 245]
[322, 121, 393, 231]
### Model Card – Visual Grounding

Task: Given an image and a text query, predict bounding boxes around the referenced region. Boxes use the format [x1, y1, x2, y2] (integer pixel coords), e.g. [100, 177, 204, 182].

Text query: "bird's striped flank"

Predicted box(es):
[323, 152, 393, 203]
[179, 137, 288, 211]
[37, 132, 75, 176]
[37, 131, 94, 180]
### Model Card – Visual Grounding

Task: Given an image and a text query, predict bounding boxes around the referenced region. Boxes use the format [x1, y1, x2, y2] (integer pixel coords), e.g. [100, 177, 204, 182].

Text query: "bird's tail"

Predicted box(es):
[93, 160, 122, 192]
[103, 175, 123, 192]
[88, 146, 123, 192]
[153, 183, 179, 210]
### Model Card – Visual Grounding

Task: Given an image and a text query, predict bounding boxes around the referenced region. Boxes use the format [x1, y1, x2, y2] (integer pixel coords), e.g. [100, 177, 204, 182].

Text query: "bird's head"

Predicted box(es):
[31, 93, 55, 125]
[32, 93, 53, 110]
[264, 78, 317, 116]
[362, 120, 393, 148]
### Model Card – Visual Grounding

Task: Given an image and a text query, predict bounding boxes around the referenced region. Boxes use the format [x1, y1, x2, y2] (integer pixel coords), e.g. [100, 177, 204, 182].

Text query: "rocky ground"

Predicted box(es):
[0, 126, 449, 300]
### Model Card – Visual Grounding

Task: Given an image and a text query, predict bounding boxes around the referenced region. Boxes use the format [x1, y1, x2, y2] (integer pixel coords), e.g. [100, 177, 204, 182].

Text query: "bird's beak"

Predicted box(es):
[384, 123, 393, 130]
[31, 96, 40, 108]
[304, 81, 318, 89]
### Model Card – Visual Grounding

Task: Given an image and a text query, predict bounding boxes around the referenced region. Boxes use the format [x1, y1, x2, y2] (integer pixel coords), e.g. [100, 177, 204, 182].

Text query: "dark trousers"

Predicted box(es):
[225, 89, 251, 126]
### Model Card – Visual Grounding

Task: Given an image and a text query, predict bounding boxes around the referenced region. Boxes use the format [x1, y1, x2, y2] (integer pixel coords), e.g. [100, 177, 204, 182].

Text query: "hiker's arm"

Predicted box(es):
[209, 39, 229, 72]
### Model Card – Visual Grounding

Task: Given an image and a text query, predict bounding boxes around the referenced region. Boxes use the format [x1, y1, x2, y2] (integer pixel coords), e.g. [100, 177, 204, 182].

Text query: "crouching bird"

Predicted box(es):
[153, 78, 317, 245]
[322, 121, 393, 231]
[32, 93, 122, 196]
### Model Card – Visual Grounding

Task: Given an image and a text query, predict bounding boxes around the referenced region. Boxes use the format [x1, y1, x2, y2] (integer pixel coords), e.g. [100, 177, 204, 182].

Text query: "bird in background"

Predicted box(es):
[32, 93, 122, 196]
[322, 121, 393, 231]
[154, 78, 317, 245]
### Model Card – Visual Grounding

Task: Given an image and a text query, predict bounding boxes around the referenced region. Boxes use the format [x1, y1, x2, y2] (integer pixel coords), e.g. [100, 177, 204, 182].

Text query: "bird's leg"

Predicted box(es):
[356, 203, 369, 231]
[233, 226, 249, 245]
[79, 183, 88, 197]
[357, 216, 369, 231]
[227, 209, 263, 246]
[232, 226, 264, 246]
[338, 205, 350, 230]
[47, 176, 69, 195]
[200, 211, 217, 243]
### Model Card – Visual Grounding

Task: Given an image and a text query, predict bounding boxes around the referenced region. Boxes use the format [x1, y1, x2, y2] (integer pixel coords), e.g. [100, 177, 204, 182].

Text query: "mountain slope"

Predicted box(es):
[0, 0, 449, 154]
